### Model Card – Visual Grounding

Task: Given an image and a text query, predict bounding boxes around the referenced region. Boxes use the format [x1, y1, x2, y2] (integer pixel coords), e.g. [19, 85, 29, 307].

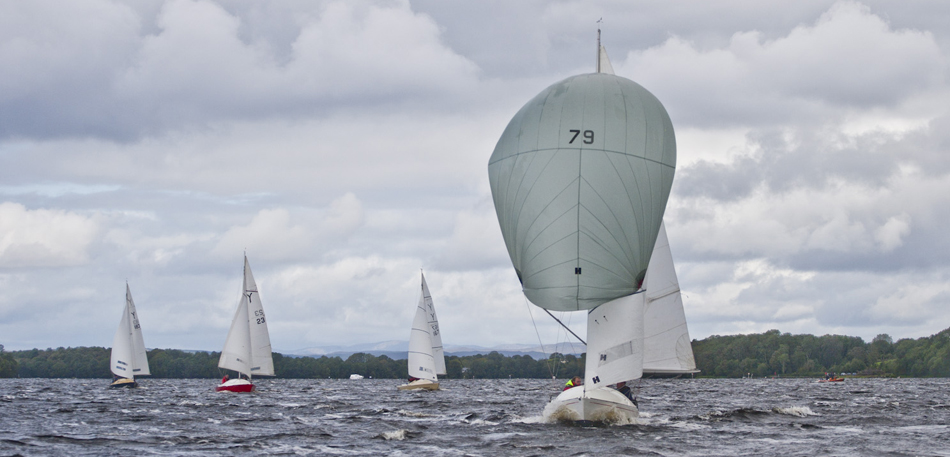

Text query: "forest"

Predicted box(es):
[2, 326, 948, 379]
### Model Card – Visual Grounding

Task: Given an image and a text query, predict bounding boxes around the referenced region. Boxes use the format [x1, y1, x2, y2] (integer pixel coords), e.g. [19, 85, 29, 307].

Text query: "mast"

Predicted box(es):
[597, 27, 600, 73]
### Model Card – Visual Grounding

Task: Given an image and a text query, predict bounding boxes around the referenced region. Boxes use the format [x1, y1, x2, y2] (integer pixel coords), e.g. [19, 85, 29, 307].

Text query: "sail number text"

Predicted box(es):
[254, 309, 266, 325]
[568, 129, 594, 144]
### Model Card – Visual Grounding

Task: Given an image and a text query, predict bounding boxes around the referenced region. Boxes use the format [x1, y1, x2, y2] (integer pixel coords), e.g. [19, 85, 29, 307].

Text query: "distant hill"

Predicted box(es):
[282, 341, 586, 360]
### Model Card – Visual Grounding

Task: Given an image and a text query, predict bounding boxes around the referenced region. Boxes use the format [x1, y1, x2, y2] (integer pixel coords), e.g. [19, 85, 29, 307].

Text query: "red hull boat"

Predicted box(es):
[216, 379, 254, 392]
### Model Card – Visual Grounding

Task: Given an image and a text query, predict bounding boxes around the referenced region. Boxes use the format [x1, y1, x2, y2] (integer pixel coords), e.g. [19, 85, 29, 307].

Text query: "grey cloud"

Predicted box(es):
[675, 127, 903, 202]
[1, 0, 480, 142]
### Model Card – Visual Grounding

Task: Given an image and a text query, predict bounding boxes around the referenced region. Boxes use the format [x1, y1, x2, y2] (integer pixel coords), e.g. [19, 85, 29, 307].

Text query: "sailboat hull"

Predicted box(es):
[543, 386, 639, 424]
[216, 379, 254, 393]
[397, 379, 439, 391]
[109, 378, 138, 388]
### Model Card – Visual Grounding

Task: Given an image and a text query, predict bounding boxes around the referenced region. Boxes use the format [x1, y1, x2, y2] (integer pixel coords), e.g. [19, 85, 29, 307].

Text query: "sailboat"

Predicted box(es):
[109, 284, 150, 388]
[488, 30, 682, 423]
[397, 271, 446, 391]
[216, 256, 274, 392]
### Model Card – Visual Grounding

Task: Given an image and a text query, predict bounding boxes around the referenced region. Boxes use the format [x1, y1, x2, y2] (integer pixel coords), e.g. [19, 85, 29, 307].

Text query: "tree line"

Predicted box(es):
[3, 346, 584, 380]
[2, 326, 948, 379]
[692, 327, 950, 377]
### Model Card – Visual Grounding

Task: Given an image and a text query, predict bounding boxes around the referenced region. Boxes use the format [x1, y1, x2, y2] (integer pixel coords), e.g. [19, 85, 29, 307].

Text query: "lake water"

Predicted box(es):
[1, 377, 948, 456]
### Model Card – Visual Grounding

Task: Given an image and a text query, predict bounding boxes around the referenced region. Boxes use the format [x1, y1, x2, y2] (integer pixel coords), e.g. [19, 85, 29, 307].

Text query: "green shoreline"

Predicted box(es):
[2, 326, 948, 379]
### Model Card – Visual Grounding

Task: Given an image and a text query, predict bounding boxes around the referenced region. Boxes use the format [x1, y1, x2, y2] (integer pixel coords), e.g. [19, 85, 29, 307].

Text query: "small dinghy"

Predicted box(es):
[109, 284, 150, 388]
[216, 255, 274, 393]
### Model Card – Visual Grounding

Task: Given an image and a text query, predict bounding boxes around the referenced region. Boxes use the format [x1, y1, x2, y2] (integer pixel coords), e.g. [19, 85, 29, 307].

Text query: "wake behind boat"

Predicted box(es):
[109, 284, 150, 388]
[397, 270, 446, 391]
[216, 255, 274, 392]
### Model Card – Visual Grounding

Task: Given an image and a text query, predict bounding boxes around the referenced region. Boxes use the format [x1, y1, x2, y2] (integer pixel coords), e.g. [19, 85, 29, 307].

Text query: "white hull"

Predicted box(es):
[543, 387, 638, 424]
[397, 379, 439, 391]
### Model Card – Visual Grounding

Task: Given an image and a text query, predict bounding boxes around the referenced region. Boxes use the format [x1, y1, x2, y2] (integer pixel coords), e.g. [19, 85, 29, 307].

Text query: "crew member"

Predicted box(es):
[564, 376, 582, 391]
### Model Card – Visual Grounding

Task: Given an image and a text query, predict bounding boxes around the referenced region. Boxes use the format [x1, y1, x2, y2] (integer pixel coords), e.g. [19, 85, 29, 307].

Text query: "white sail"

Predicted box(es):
[407, 294, 438, 382]
[218, 256, 274, 378]
[583, 293, 645, 389]
[597, 44, 615, 75]
[643, 222, 697, 373]
[111, 284, 150, 378]
[243, 258, 274, 376]
[218, 293, 252, 376]
[420, 272, 446, 375]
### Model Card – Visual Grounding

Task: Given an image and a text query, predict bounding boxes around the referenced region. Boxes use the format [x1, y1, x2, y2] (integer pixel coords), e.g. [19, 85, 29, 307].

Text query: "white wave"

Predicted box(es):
[277, 402, 306, 408]
[510, 415, 545, 424]
[378, 429, 409, 441]
[772, 406, 819, 417]
[464, 418, 499, 426]
[397, 409, 432, 418]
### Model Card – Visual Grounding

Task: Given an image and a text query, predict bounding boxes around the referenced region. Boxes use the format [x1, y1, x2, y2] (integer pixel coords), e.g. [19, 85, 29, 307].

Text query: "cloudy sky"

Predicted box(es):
[2, 0, 949, 353]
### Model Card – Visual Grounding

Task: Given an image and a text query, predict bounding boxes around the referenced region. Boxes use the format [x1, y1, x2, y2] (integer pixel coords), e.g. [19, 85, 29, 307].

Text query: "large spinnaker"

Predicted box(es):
[488, 73, 676, 311]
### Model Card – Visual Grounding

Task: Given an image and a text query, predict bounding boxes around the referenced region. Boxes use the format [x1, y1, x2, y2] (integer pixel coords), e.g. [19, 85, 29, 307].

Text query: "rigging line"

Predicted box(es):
[543, 309, 586, 346]
[563, 311, 580, 358]
[524, 297, 556, 379]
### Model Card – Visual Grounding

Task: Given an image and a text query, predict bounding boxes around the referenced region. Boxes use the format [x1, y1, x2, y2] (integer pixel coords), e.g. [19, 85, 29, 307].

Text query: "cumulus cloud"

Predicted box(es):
[2, 1, 950, 351]
[213, 208, 311, 260]
[2, 0, 479, 141]
[623, 0, 945, 128]
[0, 202, 98, 267]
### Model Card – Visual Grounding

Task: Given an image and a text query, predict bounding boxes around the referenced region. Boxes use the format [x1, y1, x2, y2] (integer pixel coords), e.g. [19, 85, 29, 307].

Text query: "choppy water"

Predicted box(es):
[1, 377, 948, 456]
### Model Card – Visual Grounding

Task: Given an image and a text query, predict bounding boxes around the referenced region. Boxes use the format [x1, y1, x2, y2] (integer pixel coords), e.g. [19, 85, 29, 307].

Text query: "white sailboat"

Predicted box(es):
[489, 30, 684, 423]
[545, 221, 697, 421]
[216, 256, 274, 392]
[398, 271, 445, 391]
[110, 284, 150, 388]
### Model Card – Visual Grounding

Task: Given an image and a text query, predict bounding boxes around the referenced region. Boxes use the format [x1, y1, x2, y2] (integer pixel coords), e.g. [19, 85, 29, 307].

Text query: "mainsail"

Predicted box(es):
[111, 284, 150, 379]
[218, 256, 274, 378]
[407, 292, 438, 382]
[642, 222, 697, 373]
[420, 272, 446, 375]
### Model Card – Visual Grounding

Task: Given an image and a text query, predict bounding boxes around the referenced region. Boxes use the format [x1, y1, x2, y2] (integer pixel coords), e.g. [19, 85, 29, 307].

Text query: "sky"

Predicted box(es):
[2, 0, 949, 353]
